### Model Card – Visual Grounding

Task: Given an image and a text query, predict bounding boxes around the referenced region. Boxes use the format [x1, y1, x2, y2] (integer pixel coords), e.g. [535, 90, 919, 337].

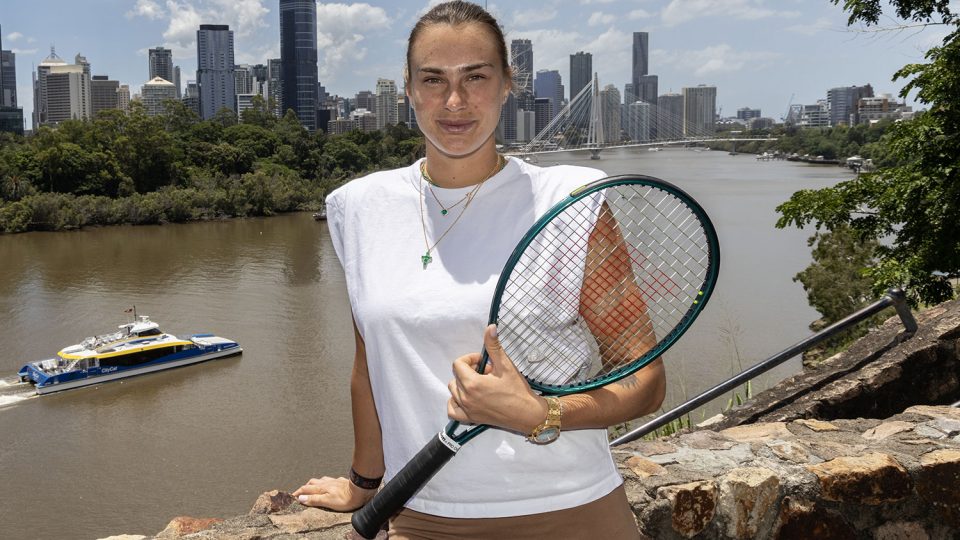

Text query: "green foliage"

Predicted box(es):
[794, 225, 880, 322]
[0, 97, 423, 233]
[777, 3, 960, 307]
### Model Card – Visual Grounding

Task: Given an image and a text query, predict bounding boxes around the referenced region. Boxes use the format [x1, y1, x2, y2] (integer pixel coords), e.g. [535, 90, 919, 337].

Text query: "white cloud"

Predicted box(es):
[662, 0, 799, 26]
[511, 28, 583, 73]
[127, 0, 165, 20]
[6, 32, 24, 42]
[785, 17, 833, 36]
[628, 9, 654, 20]
[316, 3, 391, 84]
[151, 0, 268, 65]
[588, 12, 615, 27]
[511, 8, 558, 28]
[658, 43, 781, 76]
[11, 48, 39, 55]
[579, 0, 615, 4]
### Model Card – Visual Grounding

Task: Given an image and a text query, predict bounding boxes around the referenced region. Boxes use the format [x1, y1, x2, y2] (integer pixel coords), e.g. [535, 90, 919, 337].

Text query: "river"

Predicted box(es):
[0, 148, 853, 539]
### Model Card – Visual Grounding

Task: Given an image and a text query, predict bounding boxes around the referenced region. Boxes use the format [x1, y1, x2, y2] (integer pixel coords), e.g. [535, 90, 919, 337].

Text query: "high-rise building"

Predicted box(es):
[737, 107, 761, 121]
[46, 64, 92, 124]
[91, 75, 120, 117]
[600, 84, 621, 144]
[149, 47, 174, 84]
[174, 66, 181, 98]
[497, 92, 517, 143]
[375, 78, 398, 129]
[516, 109, 535, 142]
[355, 90, 376, 113]
[75, 53, 91, 78]
[624, 83, 636, 105]
[533, 97, 551, 136]
[657, 93, 684, 140]
[280, 0, 319, 131]
[534, 69, 563, 122]
[183, 81, 199, 115]
[117, 85, 131, 111]
[268, 58, 283, 117]
[33, 47, 68, 129]
[196, 24, 236, 119]
[1, 49, 16, 107]
[142, 76, 177, 116]
[857, 94, 912, 124]
[625, 100, 652, 142]
[632, 32, 649, 82]
[828, 84, 873, 126]
[682, 85, 717, 137]
[235, 64, 255, 95]
[511, 39, 533, 95]
[637, 75, 658, 105]
[800, 100, 831, 128]
[569, 52, 592, 103]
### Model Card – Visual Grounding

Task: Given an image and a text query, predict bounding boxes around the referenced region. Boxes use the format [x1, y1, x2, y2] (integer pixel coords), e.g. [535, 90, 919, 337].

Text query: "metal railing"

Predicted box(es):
[610, 288, 918, 447]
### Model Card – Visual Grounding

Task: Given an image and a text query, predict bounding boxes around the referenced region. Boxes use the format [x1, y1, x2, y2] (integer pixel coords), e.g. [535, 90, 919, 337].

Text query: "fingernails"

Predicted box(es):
[298, 495, 309, 503]
[490, 324, 498, 339]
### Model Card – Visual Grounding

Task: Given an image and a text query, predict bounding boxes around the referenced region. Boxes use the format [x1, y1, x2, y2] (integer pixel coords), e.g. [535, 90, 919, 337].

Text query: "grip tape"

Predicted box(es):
[352, 432, 458, 539]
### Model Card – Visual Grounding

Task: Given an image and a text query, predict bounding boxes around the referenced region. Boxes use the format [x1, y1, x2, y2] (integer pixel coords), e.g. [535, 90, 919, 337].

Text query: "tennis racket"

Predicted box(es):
[352, 174, 720, 538]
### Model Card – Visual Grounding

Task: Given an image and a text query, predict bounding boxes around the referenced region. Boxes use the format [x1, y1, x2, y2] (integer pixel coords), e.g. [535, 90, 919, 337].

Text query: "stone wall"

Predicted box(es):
[102, 300, 960, 540]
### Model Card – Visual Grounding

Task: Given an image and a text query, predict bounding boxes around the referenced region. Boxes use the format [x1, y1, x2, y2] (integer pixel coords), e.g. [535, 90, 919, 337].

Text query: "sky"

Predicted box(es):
[2, 0, 958, 127]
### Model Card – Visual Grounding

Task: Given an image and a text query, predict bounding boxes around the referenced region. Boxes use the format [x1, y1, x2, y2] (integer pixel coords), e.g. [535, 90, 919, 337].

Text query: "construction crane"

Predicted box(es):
[781, 93, 796, 123]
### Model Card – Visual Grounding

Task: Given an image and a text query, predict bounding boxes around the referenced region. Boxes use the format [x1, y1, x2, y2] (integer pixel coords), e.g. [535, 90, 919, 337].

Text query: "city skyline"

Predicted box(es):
[3, 0, 955, 128]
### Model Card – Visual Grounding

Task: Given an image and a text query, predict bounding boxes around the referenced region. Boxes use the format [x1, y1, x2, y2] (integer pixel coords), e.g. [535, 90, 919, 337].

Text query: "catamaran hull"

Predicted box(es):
[28, 346, 242, 395]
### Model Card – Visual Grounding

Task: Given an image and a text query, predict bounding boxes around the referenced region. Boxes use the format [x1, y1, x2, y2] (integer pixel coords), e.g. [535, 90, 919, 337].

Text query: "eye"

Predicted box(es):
[423, 77, 444, 85]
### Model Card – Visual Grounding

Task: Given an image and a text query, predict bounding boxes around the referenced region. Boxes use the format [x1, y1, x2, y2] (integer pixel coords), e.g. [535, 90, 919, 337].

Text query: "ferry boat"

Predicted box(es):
[18, 316, 242, 394]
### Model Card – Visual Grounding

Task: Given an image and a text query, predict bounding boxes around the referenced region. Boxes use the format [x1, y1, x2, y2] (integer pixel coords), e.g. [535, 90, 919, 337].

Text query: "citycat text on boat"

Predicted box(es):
[18, 315, 242, 394]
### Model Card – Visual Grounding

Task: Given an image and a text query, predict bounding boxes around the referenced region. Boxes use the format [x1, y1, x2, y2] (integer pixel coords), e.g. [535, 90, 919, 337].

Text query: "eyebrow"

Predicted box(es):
[418, 62, 494, 75]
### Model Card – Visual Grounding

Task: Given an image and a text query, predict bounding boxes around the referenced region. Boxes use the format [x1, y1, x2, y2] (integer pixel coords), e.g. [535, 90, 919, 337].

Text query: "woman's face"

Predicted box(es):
[407, 23, 511, 159]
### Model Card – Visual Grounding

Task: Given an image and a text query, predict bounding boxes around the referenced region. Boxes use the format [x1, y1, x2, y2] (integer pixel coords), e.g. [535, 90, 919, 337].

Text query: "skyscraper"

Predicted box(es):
[91, 75, 120, 117]
[279, 0, 319, 131]
[534, 69, 563, 122]
[600, 84, 621, 144]
[657, 93, 684, 140]
[828, 84, 874, 126]
[196, 24, 236, 119]
[569, 52, 592, 103]
[149, 47, 174, 83]
[375, 78, 398, 129]
[511, 39, 533, 95]
[268, 58, 283, 117]
[682, 85, 717, 137]
[33, 47, 68, 129]
[632, 32, 648, 85]
[142, 77, 177, 116]
[46, 64, 91, 124]
[0, 26, 23, 135]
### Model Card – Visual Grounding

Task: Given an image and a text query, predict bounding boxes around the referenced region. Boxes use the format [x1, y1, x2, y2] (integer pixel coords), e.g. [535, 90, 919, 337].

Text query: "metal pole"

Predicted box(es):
[610, 288, 916, 447]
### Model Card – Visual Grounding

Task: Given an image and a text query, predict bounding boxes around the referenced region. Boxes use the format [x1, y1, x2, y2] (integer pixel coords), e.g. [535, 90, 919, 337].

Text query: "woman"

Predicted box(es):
[294, 2, 666, 538]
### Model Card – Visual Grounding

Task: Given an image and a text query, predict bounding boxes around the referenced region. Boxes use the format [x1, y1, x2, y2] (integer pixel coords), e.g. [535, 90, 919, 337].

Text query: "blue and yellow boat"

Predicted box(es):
[18, 316, 242, 394]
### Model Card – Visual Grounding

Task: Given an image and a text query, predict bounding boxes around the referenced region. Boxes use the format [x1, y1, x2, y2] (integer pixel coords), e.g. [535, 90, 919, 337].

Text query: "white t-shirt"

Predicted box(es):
[325, 156, 622, 518]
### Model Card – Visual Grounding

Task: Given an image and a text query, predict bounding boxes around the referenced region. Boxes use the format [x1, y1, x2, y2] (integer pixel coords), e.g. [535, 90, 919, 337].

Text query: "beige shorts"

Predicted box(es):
[387, 484, 641, 539]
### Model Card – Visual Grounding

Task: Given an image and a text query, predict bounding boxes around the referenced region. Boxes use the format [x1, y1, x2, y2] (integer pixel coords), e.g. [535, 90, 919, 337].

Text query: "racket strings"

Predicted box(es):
[497, 184, 713, 390]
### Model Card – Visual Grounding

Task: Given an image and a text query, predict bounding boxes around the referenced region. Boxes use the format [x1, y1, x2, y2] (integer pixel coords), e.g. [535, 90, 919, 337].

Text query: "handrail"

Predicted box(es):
[609, 288, 918, 447]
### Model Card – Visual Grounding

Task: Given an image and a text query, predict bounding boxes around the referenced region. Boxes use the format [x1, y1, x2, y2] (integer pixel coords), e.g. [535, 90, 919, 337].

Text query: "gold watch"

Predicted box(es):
[527, 396, 562, 444]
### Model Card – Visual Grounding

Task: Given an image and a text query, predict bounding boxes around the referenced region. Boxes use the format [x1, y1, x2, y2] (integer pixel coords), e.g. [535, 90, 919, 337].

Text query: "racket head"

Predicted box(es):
[485, 174, 720, 394]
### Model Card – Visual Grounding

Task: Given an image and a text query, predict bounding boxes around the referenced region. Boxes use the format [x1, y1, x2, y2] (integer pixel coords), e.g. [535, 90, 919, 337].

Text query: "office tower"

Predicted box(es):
[632, 32, 649, 83]
[533, 97, 551, 135]
[569, 51, 592, 103]
[737, 107, 761, 121]
[1, 48, 16, 107]
[625, 100, 652, 141]
[117, 84, 131, 111]
[268, 58, 282, 117]
[375, 78, 397, 129]
[828, 84, 874, 126]
[516, 109, 535, 142]
[637, 74, 658, 105]
[75, 53, 91, 77]
[183, 81, 200, 115]
[235, 65, 254, 95]
[142, 77, 177, 116]
[624, 83, 636, 105]
[497, 92, 517, 142]
[534, 69, 563, 121]
[600, 84, 621, 144]
[197, 24, 236, 119]
[657, 93, 684, 140]
[149, 47, 174, 83]
[91, 75, 120, 116]
[511, 39, 533, 95]
[174, 66, 181, 98]
[355, 90, 375, 113]
[46, 64, 92, 123]
[682, 85, 717, 137]
[33, 48, 67, 129]
[280, 0, 319, 131]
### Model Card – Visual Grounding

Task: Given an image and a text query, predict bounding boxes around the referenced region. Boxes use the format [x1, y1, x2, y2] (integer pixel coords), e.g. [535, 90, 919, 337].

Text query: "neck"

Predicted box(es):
[423, 140, 501, 189]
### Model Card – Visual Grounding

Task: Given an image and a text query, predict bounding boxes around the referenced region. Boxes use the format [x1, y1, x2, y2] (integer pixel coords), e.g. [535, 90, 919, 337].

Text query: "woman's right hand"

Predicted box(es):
[293, 476, 377, 512]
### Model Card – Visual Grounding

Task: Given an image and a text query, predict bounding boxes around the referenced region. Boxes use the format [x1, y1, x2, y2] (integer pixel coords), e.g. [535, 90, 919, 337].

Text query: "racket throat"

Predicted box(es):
[438, 430, 462, 452]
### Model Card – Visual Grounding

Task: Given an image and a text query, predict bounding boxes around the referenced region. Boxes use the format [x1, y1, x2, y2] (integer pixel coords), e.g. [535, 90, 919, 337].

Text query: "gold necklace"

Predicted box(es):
[418, 155, 505, 269]
[421, 162, 472, 216]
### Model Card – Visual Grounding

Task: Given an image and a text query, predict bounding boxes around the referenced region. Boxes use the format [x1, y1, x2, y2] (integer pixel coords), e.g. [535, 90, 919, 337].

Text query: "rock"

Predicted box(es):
[155, 516, 223, 538]
[794, 419, 839, 432]
[249, 489, 297, 514]
[862, 420, 914, 440]
[717, 467, 780, 539]
[916, 449, 960, 528]
[773, 497, 856, 540]
[873, 521, 930, 540]
[766, 441, 815, 464]
[720, 422, 792, 443]
[96, 536, 148, 540]
[625, 455, 668, 479]
[657, 480, 717, 538]
[807, 452, 912, 505]
[268, 507, 352, 534]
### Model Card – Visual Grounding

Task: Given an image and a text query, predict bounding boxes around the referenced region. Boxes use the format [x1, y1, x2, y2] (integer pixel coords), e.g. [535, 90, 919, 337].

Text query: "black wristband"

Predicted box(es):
[349, 468, 383, 490]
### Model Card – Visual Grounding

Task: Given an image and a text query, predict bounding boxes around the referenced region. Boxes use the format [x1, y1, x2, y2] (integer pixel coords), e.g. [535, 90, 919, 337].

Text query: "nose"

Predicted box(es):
[445, 85, 466, 111]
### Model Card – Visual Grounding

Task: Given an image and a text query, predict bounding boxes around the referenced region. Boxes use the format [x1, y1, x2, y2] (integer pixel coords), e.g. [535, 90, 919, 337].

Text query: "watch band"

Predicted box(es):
[349, 468, 383, 490]
[527, 396, 562, 444]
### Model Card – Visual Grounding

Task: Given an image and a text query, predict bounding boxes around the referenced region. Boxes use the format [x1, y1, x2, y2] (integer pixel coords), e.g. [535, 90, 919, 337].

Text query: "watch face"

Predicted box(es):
[533, 426, 560, 444]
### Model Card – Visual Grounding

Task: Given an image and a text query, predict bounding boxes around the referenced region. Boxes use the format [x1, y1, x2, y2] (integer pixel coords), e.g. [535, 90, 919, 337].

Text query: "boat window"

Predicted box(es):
[100, 345, 179, 368]
[137, 328, 162, 337]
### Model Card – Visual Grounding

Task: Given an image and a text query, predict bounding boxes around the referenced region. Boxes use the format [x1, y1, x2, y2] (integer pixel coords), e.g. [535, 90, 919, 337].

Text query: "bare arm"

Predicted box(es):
[294, 320, 385, 510]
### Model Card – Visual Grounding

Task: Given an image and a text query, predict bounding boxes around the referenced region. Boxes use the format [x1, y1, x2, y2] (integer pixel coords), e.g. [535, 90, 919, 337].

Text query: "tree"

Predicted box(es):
[777, 1, 960, 306]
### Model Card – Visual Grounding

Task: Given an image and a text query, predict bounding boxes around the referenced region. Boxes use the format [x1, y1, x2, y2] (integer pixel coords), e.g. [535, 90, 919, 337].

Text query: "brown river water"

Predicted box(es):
[0, 148, 854, 539]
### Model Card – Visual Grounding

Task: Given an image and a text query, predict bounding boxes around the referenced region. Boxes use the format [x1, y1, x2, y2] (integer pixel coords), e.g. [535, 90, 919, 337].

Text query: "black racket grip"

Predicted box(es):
[352, 433, 458, 539]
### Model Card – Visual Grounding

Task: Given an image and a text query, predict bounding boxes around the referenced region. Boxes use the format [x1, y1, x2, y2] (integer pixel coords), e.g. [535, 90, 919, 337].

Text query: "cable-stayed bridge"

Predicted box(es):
[505, 74, 774, 159]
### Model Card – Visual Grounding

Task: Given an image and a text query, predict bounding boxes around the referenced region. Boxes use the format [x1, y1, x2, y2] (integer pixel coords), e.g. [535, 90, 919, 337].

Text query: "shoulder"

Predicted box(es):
[517, 160, 607, 194]
[326, 162, 418, 209]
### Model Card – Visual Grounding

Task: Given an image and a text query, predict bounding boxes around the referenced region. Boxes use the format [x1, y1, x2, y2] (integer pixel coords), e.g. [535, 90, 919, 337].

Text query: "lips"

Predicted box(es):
[437, 119, 476, 133]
